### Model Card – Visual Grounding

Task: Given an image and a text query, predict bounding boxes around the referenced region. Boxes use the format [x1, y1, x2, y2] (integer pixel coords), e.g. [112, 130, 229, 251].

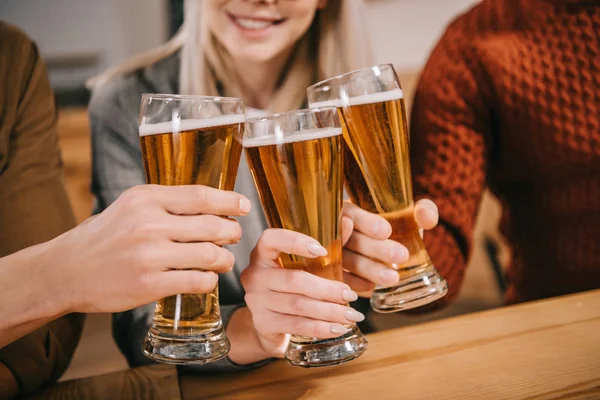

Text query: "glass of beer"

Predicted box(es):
[138, 94, 244, 364]
[307, 65, 448, 313]
[243, 107, 368, 367]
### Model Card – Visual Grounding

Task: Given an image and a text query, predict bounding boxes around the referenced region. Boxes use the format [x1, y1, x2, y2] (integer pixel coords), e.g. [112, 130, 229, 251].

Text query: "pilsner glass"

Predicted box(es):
[138, 94, 243, 364]
[242, 107, 368, 367]
[307, 64, 448, 313]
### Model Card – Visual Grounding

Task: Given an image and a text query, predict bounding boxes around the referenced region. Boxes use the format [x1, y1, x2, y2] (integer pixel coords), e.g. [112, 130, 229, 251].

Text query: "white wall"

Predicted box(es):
[367, 0, 479, 72]
[0, 0, 168, 87]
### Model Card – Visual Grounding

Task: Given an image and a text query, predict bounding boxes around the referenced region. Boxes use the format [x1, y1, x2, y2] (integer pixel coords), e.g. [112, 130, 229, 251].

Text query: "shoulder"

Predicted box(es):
[0, 23, 42, 89]
[438, 0, 515, 45]
[0, 22, 35, 56]
[88, 74, 141, 122]
[89, 52, 180, 125]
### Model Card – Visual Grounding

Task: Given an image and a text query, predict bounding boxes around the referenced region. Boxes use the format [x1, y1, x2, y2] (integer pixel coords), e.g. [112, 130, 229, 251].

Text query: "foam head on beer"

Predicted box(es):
[139, 114, 246, 136]
[307, 63, 405, 108]
[308, 88, 404, 109]
[242, 106, 342, 143]
[242, 127, 342, 147]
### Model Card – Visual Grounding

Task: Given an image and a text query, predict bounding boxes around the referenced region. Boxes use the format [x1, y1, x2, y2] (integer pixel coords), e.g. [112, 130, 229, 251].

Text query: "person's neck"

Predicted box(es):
[231, 50, 292, 110]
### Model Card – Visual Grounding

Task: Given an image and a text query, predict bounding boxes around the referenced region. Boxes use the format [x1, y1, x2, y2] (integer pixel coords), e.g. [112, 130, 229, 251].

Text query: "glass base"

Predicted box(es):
[370, 266, 448, 313]
[284, 324, 368, 368]
[141, 324, 230, 365]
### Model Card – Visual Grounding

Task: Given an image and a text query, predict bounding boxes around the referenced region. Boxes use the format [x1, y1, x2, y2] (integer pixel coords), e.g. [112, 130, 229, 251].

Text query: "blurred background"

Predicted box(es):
[1, 0, 506, 381]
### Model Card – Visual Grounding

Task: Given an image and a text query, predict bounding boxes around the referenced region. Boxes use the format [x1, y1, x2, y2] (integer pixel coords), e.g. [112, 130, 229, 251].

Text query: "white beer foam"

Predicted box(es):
[309, 88, 404, 108]
[243, 127, 342, 148]
[139, 114, 245, 137]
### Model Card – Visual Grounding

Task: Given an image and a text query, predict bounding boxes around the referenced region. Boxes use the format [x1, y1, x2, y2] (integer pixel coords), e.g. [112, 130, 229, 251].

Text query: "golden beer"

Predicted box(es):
[139, 117, 242, 336]
[308, 65, 448, 312]
[338, 91, 431, 278]
[244, 129, 344, 283]
[244, 108, 368, 367]
[139, 93, 244, 365]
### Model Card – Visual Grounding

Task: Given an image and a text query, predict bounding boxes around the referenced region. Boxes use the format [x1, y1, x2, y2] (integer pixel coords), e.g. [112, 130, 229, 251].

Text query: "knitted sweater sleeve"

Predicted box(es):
[409, 20, 494, 304]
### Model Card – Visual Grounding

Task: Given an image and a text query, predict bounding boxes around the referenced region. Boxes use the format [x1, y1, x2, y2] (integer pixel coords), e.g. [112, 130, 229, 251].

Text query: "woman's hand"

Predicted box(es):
[341, 199, 439, 296]
[237, 229, 364, 360]
[43, 184, 251, 314]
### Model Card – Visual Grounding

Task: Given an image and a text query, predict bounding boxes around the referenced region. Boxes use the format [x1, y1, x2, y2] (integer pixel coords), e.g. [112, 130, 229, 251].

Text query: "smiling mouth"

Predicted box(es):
[227, 13, 286, 31]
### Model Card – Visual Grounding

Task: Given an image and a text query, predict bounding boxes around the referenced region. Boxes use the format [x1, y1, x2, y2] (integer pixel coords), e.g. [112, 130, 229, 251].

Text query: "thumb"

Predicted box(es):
[414, 199, 439, 230]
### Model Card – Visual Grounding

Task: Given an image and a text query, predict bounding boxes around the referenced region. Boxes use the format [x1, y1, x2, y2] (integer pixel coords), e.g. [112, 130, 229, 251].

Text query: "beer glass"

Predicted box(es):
[307, 65, 448, 313]
[243, 107, 368, 367]
[138, 94, 244, 364]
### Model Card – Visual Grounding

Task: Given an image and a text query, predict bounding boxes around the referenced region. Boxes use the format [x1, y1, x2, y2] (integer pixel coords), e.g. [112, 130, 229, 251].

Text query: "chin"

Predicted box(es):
[231, 45, 281, 64]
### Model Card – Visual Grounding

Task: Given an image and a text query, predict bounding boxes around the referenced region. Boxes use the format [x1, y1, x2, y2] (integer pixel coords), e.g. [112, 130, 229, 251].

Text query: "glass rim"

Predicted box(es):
[245, 106, 338, 125]
[141, 93, 243, 105]
[307, 63, 395, 92]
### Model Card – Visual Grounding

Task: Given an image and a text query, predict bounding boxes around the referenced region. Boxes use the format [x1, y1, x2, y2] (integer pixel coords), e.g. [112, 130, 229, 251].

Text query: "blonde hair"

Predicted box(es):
[88, 0, 372, 113]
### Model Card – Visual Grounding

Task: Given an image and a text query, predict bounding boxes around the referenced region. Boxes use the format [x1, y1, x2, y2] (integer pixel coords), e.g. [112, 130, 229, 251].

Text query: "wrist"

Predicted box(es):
[31, 236, 74, 317]
[0, 241, 66, 328]
[226, 307, 273, 365]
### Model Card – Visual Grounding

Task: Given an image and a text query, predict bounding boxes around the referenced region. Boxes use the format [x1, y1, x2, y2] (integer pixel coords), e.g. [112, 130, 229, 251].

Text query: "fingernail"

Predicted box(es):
[380, 269, 399, 285]
[307, 241, 328, 257]
[345, 309, 365, 322]
[389, 246, 409, 263]
[420, 199, 437, 211]
[342, 289, 358, 302]
[329, 324, 350, 335]
[239, 197, 251, 213]
[422, 208, 437, 221]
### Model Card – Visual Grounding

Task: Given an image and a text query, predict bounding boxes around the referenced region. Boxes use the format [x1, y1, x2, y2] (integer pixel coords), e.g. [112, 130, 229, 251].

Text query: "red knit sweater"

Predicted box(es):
[410, 0, 600, 304]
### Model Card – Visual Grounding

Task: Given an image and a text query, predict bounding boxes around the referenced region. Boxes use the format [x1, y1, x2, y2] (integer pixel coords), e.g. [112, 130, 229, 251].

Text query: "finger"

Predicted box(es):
[246, 292, 364, 325]
[343, 250, 400, 287]
[346, 230, 408, 265]
[341, 216, 354, 246]
[136, 185, 251, 216]
[258, 311, 352, 340]
[343, 202, 391, 240]
[155, 270, 219, 297]
[250, 229, 327, 266]
[343, 271, 376, 295]
[414, 199, 439, 230]
[152, 242, 235, 273]
[249, 268, 357, 304]
[167, 214, 242, 245]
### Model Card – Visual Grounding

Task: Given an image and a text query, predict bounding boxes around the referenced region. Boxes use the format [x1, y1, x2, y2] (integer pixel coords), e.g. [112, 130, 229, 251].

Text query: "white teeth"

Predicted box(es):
[235, 17, 273, 30]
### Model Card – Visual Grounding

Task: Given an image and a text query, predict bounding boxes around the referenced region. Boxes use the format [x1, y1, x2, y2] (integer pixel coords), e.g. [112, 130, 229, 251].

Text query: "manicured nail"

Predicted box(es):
[307, 242, 328, 257]
[330, 324, 350, 335]
[389, 246, 409, 264]
[239, 197, 252, 213]
[342, 289, 358, 302]
[422, 208, 437, 222]
[345, 309, 365, 322]
[380, 269, 399, 285]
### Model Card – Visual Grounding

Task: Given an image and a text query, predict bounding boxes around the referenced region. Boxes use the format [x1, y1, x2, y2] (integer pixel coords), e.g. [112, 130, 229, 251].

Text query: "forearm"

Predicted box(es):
[0, 242, 65, 348]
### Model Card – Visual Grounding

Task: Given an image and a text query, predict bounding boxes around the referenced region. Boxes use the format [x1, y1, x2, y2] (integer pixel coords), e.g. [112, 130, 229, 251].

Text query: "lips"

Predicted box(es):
[228, 13, 285, 31]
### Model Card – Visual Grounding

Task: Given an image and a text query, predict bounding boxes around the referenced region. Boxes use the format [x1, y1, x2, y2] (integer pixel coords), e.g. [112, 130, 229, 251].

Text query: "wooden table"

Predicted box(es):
[34, 290, 600, 400]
